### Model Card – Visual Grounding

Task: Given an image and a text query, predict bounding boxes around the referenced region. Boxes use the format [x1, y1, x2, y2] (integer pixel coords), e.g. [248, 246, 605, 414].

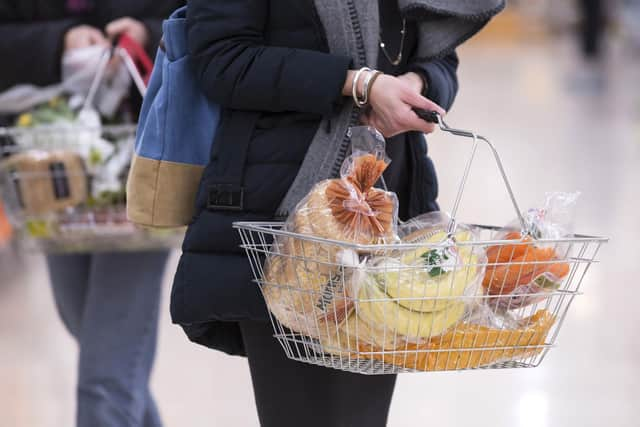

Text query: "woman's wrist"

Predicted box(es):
[342, 68, 383, 107]
[342, 70, 355, 96]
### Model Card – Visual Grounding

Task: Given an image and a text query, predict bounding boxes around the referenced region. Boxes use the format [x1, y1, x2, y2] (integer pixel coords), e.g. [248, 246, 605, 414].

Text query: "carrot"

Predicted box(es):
[483, 247, 557, 294]
[486, 233, 534, 265]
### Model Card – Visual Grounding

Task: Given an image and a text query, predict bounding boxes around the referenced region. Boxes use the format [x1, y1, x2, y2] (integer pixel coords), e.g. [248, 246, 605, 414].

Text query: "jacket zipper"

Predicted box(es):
[329, 0, 367, 178]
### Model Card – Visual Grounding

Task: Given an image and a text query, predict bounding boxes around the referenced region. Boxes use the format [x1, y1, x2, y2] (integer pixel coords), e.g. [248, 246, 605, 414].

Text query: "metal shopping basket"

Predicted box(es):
[0, 41, 184, 253]
[235, 113, 608, 375]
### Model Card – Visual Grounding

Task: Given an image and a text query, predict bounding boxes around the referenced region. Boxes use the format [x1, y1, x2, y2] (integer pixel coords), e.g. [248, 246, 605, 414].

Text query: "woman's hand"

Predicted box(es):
[363, 73, 444, 138]
[105, 17, 149, 48]
[396, 72, 426, 95]
[64, 25, 109, 52]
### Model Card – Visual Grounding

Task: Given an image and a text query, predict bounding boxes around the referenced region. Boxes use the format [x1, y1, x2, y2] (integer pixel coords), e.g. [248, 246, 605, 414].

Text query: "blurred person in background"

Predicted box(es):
[579, 0, 605, 61]
[0, 1, 183, 427]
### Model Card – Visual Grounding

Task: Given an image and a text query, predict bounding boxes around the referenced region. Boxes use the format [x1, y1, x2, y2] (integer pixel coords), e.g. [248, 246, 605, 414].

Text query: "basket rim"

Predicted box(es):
[233, 221, 609, 250]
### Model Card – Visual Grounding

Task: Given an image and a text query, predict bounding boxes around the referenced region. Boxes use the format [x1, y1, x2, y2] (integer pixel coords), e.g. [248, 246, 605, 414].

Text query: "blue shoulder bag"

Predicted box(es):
[127, 6, 220, 227]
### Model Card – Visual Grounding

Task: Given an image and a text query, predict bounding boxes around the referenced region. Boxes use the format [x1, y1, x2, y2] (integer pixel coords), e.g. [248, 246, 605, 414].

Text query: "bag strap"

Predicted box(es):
[205, 110, 260, 212]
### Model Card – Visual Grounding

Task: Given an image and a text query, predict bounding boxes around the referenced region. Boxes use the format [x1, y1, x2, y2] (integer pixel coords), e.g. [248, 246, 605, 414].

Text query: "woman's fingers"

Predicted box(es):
[366, 74, 445, 137]
[407, 111, 437, 134]
[105, 17, 149, 47]
[64, 25, 108, 52]
[403, 90, 446, 116]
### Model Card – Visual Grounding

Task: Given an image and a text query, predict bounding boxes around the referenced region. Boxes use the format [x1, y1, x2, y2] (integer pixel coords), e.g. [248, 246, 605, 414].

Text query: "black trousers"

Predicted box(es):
[239, 321, 397, 427]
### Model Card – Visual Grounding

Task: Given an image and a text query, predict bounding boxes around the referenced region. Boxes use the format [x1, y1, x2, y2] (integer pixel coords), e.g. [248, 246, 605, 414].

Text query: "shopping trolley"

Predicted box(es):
[0, 38, 184, 253]
[235, 112, 607, 375]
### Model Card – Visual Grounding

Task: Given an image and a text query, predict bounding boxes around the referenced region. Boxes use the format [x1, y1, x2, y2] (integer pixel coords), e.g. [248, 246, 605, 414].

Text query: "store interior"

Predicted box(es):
[1, 3, 639, 426]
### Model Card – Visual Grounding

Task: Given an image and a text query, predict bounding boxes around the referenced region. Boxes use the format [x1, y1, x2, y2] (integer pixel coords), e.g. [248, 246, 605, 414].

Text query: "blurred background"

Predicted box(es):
[1, 1, 639, 426]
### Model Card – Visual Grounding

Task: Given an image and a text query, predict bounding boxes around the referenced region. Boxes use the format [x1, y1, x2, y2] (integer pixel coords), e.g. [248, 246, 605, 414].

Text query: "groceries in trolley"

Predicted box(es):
[243, 125, 605, 374]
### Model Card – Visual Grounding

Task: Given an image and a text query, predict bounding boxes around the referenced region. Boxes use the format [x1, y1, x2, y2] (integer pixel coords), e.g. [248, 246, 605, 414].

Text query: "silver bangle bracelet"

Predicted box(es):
[361, 70, 382, 107]
[352, 67, 372, 107]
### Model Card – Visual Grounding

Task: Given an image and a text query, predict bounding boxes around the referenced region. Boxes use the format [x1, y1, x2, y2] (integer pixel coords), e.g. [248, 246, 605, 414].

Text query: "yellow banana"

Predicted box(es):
[357, 276, 466, 339]
[373, 231, 481, 312]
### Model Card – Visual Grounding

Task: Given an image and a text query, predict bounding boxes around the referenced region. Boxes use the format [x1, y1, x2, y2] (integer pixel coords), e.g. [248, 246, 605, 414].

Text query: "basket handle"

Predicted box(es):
[414, 108, 530, 237]
[83, 38, 148, 112]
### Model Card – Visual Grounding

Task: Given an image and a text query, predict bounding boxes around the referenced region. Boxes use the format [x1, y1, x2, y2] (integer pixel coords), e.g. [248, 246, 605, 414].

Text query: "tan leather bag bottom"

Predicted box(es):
[126, 154, 204, 228]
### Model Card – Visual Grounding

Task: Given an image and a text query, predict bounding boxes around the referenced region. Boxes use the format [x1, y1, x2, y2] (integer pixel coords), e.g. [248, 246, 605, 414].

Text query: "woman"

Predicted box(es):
[171, 1, 504, 426]
[0, 1, 183, 426]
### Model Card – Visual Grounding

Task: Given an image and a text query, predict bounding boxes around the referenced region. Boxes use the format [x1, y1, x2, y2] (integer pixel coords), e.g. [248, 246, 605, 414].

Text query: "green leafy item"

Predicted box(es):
[421, 249, 450, 277]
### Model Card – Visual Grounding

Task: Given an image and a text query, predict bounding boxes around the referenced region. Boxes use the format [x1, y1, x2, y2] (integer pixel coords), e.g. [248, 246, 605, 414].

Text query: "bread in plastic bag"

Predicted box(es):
[483, 192, 579, 310]
[262, 251, 354, 338]
[291, 126, 398, 246]
[3, 150, 88, 215]
[262, 127, 399, 338]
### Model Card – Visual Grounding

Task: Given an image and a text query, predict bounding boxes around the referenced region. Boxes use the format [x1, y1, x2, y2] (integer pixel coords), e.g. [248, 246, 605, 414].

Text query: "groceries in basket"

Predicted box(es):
[0, 101, 182, 251]
[3, 150, 88, 215]
[347, 213, 486, 347]
[292, 127, 399, 246]
[482, 192, 579, 310]
[13, 97, 116, 170]
[323, 306, 555, 371]
[262, 127, 399, 338]
[261, 126, 563, 362]
[236, 115, 607, 375]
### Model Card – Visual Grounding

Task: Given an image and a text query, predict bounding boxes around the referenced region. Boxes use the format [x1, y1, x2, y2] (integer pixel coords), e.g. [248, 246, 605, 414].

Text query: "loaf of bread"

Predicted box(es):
[263, 252, 353, 338]
[3, 150, 88, 215]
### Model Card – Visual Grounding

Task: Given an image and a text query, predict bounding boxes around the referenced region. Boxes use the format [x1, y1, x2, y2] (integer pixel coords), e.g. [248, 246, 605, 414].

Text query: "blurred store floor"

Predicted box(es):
[1, 29, 639, 427]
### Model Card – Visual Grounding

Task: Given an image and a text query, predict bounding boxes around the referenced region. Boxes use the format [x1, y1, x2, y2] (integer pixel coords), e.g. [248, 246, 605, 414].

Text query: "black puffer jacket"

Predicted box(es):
[171, 0, 459, 355]
[0, 0, 184, 91]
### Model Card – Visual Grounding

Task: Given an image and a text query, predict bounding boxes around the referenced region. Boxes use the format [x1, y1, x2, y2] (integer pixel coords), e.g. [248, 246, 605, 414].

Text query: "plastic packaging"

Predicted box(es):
[319, 300, 556, 369]
[340, 212, 486, 349]
[2, 150, 88, 215]
[483, 192, 579, 310]
[262, 127, 399, 338]
[365, 308, 556, 371]
[292, 126, 398, 246]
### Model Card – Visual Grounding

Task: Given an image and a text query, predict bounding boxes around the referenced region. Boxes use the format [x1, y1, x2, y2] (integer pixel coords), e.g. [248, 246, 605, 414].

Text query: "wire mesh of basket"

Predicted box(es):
[235, 113, 607, 375]
[0, 124, 184, 253]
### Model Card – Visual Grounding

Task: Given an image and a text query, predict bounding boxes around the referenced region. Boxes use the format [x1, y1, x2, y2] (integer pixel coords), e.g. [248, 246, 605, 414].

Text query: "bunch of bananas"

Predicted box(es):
[350, 230, 485, 346]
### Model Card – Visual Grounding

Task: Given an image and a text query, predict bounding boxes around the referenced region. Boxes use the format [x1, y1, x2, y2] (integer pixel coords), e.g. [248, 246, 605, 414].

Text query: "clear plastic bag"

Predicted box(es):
[483, 192, 580, 310]
[292, 126, 399, 246]
[262, 127, 399, 338]
[343, 212, 486, 348]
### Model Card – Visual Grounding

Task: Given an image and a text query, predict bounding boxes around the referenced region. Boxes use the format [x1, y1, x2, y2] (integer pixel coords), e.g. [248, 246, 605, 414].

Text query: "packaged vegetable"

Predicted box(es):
[482, 193, 579, 310]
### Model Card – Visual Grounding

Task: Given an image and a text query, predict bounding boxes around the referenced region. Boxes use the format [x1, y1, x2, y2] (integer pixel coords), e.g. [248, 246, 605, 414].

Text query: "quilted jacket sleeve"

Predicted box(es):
[186, 0, 352, 115]
[409, 51, 460, 111]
